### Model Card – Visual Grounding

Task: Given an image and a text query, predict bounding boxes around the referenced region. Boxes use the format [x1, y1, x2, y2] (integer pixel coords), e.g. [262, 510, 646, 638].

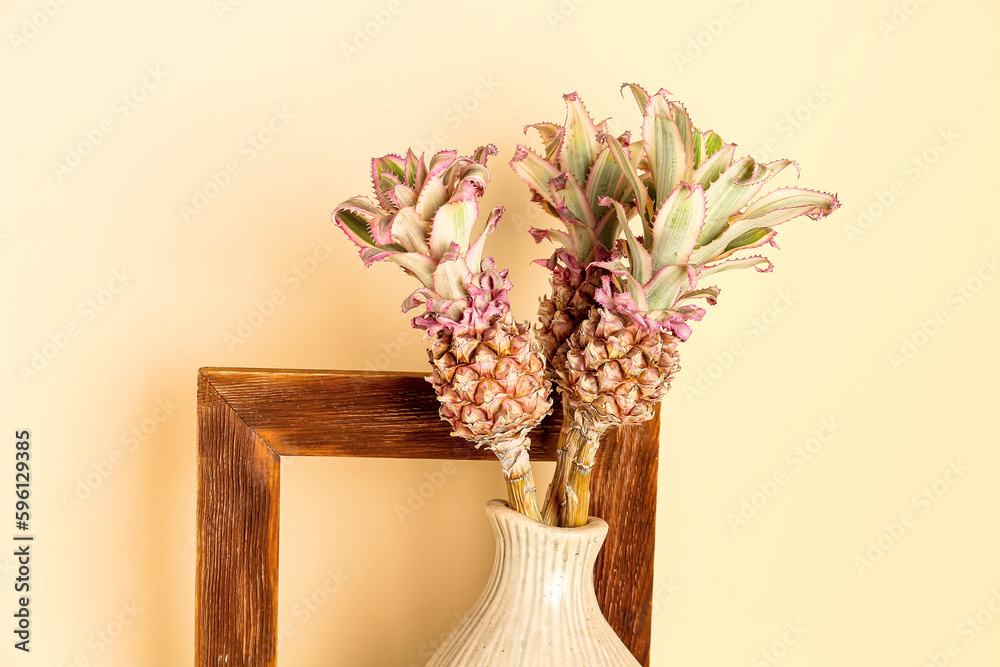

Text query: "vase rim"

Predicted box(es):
[485, 498, 609, 535]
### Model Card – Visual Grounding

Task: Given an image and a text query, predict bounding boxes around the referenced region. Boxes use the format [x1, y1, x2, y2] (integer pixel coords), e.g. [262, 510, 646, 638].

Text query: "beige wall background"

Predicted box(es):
[2, 0, 998, 665]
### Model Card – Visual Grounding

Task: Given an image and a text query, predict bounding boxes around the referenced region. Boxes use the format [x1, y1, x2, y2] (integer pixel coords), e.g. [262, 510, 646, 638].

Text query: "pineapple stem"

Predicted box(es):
[541, 446, 571, 526]
[560, 422, 608, 528]
[562, 483, 580, 528]
[505, 471, 543, 522]
[540, 399, 585, 526]
[490, 436, 543, 522]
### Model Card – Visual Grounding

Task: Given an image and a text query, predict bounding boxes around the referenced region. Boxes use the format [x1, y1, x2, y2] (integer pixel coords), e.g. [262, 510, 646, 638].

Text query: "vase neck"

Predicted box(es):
[486, 500, 608, 598]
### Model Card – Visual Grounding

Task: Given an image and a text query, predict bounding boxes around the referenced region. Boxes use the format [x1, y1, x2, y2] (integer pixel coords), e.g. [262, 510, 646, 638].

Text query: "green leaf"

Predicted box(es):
[457, 162, 491, 193]
[559, 93, 602, 185]
[703, 131, 723, 157]
[723, 227, 773, 255]
[471, 144, 496, 166]
[415, 176, 447, 221]
[697, 158, 795, 246]
[622, 83, 650, 115]
[609, 199, 652, 285]
[692, 129, 722, 171]
[695, 186, 838, 262]
[594, 206, 621, 251]
[698, 256, 773, 279]
[386, 253, 437, 287]
[390, 207, 430, 254]
[530, 226, 576, 251]
[392, 184, 417, 208]
[697, 157, 754, 243]
[432, 257, 471, 301]
[510, 146, 560, 205]
[526, 122, 564, 164]
[335, 209, 376, 247]
[466, 206, 503, 272]
[549, 172, 596, 228]
[650, 184, 707, 268]
[643, 93, 688, 211]
[677, 286, 720, 303]
[333, 198, 381, 249]
[428, 199, 476, 259]
[373, 155, 406, 181]
[670, 100, 694, 170]
[403, 150, 420, 186]
[692, 144, 735, 190]
[566, 222, 599, 260]
[739, 187, 839, 224]
[642, 265, 690, 312]
[598, 132, 648, 226]
[584, 147, 625, 220]
[413, 154, 428, 192]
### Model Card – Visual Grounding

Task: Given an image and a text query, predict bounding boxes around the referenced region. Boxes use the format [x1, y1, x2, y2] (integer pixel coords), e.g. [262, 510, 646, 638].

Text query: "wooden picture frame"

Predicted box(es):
[196, 367, 660, 666]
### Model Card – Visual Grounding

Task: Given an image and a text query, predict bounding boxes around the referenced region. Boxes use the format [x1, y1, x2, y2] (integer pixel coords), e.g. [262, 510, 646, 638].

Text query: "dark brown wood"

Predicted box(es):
[201, 367, 563, 459]
[197, 373, 281, 666]
[196, 367, 659, 666]
[591, 405, 660, 667]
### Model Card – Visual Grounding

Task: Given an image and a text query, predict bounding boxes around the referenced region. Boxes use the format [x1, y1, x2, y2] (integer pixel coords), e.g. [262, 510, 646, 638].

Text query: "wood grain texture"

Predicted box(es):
[201, 367, 562, 459]
[590, 405, 660, 667]
[196, 367, 660, 666]
[197, 373, 281, 666]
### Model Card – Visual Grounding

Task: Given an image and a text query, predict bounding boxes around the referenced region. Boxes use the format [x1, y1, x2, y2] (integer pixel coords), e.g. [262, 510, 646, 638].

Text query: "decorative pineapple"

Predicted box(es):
[334, 146, 552, 519]
[518, 85, 841, 526]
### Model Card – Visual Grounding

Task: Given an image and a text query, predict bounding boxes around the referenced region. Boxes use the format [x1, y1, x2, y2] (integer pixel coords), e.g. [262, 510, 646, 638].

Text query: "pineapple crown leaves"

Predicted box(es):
[511, 92, 636, 263]
[333, 144, 499, 284]
[592, 84, 840, 332]
[333, 145, 512, 328]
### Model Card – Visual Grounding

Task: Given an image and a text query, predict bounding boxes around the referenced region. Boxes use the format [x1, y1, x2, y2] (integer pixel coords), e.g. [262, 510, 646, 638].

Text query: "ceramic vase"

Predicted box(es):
[425, 499, 641, 666]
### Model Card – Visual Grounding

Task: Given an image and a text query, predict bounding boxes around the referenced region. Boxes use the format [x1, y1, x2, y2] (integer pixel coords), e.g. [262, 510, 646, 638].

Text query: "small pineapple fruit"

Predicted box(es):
[334, 146, 552, 520]
[557, 280, 681, 431]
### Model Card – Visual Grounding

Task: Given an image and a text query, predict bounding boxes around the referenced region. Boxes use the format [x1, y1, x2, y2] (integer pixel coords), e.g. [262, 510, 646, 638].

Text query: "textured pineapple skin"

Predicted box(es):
[556, 306, 680, 427]
[427, 312, 552, 444]
[536, 251, 610, 367]
[537, 272, 600, 366]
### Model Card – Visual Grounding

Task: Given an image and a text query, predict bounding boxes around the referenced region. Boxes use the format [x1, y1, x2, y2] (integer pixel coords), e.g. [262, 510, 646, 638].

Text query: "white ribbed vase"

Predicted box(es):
[425, 499, 641, 667]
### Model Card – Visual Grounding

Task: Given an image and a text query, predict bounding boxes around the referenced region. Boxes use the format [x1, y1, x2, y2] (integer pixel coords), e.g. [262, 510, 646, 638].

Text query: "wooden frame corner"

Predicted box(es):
[196, 367, 659, 666]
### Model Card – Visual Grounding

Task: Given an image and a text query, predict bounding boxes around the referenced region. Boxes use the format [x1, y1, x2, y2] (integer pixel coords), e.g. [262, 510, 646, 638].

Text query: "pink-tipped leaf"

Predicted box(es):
[510, 146, 560, 206]
[558, 93, 602, 186]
